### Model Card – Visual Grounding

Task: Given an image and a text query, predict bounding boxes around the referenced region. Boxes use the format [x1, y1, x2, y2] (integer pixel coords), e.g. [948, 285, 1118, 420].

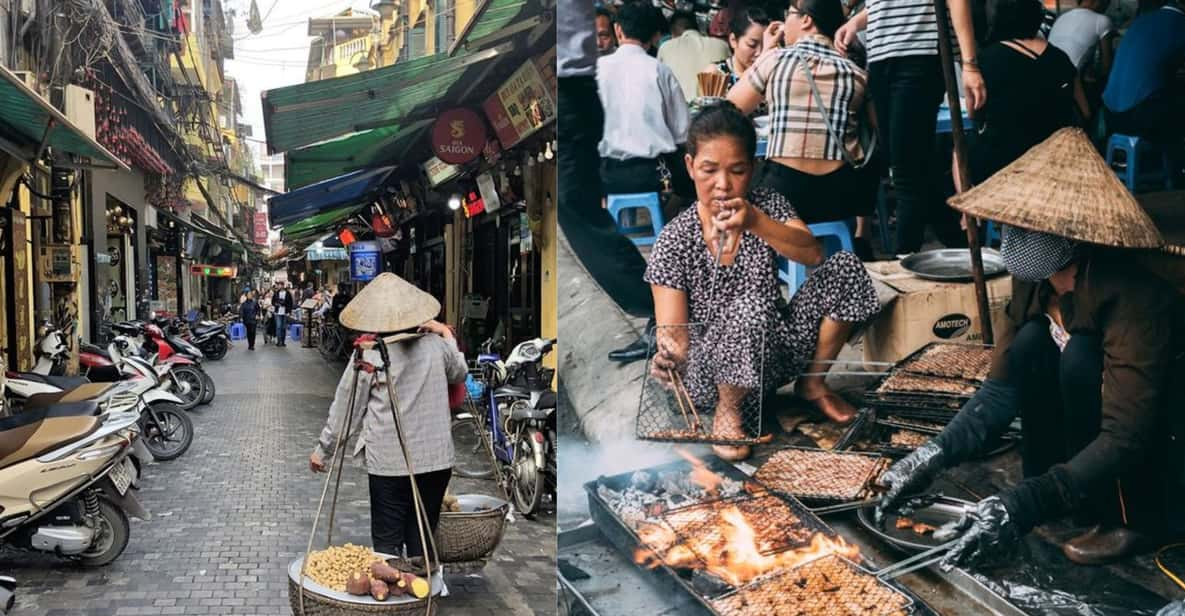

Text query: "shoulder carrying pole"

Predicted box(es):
[933, 0, 994, 345]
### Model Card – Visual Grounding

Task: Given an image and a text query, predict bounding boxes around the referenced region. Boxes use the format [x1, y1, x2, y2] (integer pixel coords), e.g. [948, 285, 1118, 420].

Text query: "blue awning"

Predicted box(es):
[267, 166, 395, 229]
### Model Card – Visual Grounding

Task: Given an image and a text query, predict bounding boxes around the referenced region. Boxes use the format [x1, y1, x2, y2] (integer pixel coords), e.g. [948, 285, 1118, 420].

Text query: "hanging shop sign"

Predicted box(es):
[430, 108, 487, 165]
[337, 227, 357, 247]
[482, 55, 557, 149]
[422, 156, 462, 187]
[349, 241, 381, 281]
[189, 264, 237, 277]
[476, 173, 502, 214]
[254, 212, 268, 245]
[462, 191, 486, 219]
[307, 246, 348, 261]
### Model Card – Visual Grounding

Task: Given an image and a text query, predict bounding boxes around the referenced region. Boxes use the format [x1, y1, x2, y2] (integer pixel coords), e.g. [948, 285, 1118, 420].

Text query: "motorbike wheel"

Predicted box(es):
[450, 417, 495, 479]
[77, 496, 130, 567]
[141, 403, 194, 461]
[199, 370, 216, 404]
[511, 430, 545, 518]
[170, 366, 206, 410]
[203, 339, 228, 361]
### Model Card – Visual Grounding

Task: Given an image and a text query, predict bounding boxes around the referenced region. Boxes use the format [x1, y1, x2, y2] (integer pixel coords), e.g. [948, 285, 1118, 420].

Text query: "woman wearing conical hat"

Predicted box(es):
[308, 273, 467, 560]
[876, 129, 1185, 569]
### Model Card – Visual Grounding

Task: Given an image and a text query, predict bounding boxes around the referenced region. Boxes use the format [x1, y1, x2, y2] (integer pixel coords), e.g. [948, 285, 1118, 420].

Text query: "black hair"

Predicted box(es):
[730, 6, 772, 38]
[686, 102, 757, 160]
[669, 10, 699, 33]
[986, 0, 1044, 40]
[595, 6, 614, 20]
[615, 1, 664, 42]
[790, 0, 845, 39]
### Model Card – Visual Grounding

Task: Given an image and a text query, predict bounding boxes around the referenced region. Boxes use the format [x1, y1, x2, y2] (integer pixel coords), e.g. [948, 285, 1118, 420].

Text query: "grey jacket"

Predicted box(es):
[315, 333, 467, 476]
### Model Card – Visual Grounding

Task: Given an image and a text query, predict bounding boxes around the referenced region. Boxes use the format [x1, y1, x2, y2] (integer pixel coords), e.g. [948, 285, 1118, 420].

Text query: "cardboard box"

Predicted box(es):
[862, 260, 1012, 365]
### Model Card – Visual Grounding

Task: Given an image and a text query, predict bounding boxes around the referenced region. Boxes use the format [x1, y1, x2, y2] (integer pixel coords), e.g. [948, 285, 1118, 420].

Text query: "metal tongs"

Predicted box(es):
[873, 540, 958, 581]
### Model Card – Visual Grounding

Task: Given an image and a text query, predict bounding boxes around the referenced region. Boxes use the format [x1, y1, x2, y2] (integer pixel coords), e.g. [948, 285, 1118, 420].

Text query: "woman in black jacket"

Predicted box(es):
[239, 291, 260, 351]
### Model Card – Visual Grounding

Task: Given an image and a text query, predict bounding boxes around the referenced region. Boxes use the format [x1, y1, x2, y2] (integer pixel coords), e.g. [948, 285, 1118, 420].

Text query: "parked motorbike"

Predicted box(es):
[185, 318, 231, 361]
[148, 315, 215, 404]
[453, 337, 557, 517]
[0, 397, 150, 566]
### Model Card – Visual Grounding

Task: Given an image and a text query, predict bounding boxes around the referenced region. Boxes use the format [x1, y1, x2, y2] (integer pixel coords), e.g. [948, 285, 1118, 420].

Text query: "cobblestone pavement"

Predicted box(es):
[5, 341, 556, 615]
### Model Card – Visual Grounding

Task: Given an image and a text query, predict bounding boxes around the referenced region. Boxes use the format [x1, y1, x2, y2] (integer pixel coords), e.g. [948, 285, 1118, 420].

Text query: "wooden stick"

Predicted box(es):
[667, 368, 694, 430]
[671, 371, 703, 433]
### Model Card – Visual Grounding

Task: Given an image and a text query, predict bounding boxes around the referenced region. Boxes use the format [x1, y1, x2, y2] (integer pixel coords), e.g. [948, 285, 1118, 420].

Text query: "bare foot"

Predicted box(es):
[795, 381, 858, 424]
[711, 404, 752, 460]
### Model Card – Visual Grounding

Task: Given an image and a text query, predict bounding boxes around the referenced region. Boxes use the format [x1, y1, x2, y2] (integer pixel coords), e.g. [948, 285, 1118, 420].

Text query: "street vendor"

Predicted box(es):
[876, 128, 1185, 568]
[308, 273, 468, 559]
[646, 102, 880, 462]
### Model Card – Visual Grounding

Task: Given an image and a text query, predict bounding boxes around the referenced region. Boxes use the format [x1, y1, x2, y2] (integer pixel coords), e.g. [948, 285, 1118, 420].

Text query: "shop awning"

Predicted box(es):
[268, 166, 394, 229]
[262, 46, 511, 154]
[0, 66, 128, 169]
[281, 205, 365, 242]
[284, 121, 430, 190]
[449, 0, 548, 56]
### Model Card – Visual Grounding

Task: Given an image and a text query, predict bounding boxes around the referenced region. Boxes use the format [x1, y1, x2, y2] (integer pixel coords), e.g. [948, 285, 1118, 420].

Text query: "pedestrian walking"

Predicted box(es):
[240, 291, 259, 351]
[273, 283, 295, 347]
[309, 273, 467, 559]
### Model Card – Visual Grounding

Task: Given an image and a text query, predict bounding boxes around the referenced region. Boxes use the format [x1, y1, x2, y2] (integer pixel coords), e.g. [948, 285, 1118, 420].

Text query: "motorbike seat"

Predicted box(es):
[80, 342, 110, 358]
[0, 401, 102, 470]
[12, 372, 89, 390]
[533, 390, 557, 409]
[494, 385, 532, 398]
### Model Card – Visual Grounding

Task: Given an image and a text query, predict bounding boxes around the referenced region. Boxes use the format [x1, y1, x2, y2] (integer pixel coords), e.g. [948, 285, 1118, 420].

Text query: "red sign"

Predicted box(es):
[254, 212, 268, 244]
[430, 108, 487, 165]
[482, 53, 556, 149]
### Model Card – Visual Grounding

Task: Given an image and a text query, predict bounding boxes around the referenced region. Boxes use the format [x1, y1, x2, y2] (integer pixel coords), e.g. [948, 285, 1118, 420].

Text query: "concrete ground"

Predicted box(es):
[4, 339, 556, 615]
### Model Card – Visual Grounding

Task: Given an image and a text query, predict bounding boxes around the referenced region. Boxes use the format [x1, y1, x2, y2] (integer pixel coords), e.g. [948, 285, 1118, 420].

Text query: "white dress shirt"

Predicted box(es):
[596, 44, 691, 160]
[657, 30, 730, 102]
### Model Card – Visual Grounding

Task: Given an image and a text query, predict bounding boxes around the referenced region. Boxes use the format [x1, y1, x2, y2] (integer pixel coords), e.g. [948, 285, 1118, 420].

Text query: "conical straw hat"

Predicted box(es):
[948, 127, 1163, 248]
[339, 272, 440, 333]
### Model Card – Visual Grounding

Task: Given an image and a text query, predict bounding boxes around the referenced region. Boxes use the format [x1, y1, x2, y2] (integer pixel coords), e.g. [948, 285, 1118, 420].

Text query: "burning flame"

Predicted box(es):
[634, 504, 860, 587]
[675, 448, 723, 497]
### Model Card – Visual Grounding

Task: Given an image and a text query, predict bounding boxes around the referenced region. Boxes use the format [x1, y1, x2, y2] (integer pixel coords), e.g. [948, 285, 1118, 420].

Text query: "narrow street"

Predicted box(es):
[5, 343, 556, 616]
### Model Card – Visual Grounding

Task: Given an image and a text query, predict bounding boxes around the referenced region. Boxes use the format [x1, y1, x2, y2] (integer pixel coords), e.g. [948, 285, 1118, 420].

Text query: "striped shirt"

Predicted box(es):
[748, 35, 868, 162]
[865, 0, 957, 64]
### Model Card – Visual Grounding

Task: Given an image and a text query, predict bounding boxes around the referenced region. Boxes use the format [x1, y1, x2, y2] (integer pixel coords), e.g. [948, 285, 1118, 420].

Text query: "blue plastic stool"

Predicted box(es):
[778, 221, 855, 294]
[228, 322, 247, 341]
[288, 323, 302, 342]
[985, 221, 1002, 247]
[607, 192, 664, 246]
[1106, 133, 1176, 192]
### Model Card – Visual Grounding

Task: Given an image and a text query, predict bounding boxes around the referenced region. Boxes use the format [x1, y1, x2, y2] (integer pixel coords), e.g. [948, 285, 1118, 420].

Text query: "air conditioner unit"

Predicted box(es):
[39, 244, 80, 283]
[63, 85, 96, 140]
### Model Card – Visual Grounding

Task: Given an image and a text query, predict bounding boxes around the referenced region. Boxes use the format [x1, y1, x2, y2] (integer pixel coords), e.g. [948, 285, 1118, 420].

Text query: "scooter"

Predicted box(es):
[454, 337, 556, 517]
[185, 318, 231, 361]
[0, 396, 150, 566]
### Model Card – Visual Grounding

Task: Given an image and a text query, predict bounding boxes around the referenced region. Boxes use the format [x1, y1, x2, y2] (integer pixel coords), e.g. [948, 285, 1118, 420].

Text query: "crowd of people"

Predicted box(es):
[557, 0, 1185, 576]
[237, 281, 349, 350]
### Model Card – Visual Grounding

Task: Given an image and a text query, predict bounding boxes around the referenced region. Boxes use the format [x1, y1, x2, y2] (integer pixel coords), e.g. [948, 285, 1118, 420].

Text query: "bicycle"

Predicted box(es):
[318, 320, 345, 362]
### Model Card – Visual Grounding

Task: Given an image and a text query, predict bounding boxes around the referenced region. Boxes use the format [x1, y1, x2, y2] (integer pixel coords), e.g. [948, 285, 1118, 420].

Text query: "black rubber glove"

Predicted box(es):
[938, 496, 1021, 571]
[874, 440, 946, 525]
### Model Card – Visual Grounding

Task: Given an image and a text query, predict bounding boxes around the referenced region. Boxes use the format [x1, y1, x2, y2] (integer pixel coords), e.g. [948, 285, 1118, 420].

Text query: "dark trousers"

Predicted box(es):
[1105, 88, 1185, 144]
[599, 150, 695, 200]
[557, 76, 654, 318]
[867, 56, 951, 254]
[368, 468, 452, 558]
[245, 323, 256, 349]
[1008, 320, 1167, 531]
[754, 159, 880, 223]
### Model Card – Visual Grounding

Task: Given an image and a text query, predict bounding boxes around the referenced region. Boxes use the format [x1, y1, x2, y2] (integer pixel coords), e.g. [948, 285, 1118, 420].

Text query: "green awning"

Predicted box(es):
[262, 46, 510, 155]
[280, 204, 366, 241]
[284, 120, 430, 190]
[0, 66, 127, 168]
[450, 0, 545, 56]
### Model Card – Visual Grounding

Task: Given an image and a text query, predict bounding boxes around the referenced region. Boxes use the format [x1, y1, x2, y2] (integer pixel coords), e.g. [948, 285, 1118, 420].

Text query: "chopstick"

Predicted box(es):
[667, 368, 695, 430]
[671, 371, 702, 433]
[808, 497, 882, 516]
[875, 540, 957, 581]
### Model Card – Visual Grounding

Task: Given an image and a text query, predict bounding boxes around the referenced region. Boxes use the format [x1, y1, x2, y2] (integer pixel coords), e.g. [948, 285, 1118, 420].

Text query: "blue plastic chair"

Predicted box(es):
[1106, 133, 1176, 192]
[607, 192, 664, 246]
[288, 323, 302, 342]
[778, 221, 855, 294]
[228, 322, 247, 341]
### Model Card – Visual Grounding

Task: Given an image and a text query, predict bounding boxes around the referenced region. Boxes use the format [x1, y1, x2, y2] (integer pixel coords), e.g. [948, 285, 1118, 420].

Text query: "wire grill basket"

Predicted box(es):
[636, 323, 766, 446]
[710, 554, 914, 616]
[754, 447, 891, 505]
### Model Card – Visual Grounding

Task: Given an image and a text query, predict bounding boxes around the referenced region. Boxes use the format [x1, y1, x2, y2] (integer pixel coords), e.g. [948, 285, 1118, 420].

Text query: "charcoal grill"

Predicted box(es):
[655, 494, 821, 560]
[711, 554, 914, 616]
[583, 455, 932, 616]
[753, 447, 892, 505]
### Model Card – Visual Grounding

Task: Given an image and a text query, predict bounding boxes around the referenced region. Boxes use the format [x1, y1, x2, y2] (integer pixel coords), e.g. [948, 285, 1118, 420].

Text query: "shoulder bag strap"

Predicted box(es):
[797, 56, 875, 169]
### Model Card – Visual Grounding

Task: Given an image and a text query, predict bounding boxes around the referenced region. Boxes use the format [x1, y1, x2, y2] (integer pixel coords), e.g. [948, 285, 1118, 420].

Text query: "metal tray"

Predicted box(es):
[856, 495, 976, 552]
[901, 249, 1006, 282]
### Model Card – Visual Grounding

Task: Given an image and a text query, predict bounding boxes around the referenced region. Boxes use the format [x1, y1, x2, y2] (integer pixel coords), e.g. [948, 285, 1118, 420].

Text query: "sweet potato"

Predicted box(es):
[370, 561, 402, 584]
[345, 570, 371, 596]
[403, 573, 430, 599]
[369, 578, 390, 601]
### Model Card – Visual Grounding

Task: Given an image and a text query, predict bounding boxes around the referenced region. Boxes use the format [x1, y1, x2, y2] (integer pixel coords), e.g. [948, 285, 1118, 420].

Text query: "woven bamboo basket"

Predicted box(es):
[287, 553, 441, 616]
[434, 494, 509, 563]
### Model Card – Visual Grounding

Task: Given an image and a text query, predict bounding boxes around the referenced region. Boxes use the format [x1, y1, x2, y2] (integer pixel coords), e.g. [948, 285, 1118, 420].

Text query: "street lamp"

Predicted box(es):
[447, 194, 462, 210]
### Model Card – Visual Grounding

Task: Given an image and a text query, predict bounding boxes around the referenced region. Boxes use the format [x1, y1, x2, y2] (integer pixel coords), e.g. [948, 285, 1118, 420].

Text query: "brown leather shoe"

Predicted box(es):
[1062, 527, 1146, 565]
